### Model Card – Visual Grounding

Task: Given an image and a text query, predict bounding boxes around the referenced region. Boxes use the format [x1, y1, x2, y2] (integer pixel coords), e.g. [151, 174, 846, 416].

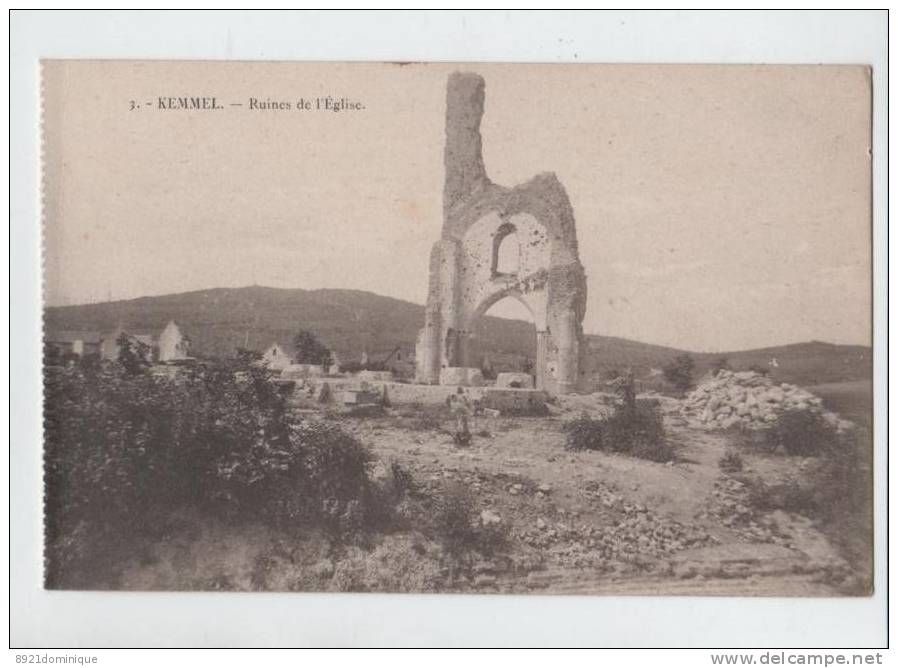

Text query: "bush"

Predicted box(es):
[745, 476, 815, 515]
[430, 483, 507, 558]
[711, 357, 731, 376]
[718, 449, 744, 473]
[763, 408, 838, 457]
[563, 413, 604, 452]
[43, 357, 383, 588]
[116, 333, 151, 375]
[338, 360, 388, 373]
[662, 354, 695, 392]
[563, 404, 673, 462]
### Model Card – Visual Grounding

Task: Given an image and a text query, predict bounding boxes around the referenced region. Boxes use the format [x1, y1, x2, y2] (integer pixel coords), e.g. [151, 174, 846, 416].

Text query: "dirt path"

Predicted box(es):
[117, 403, 858, 595]
[347, 408, 854, 596]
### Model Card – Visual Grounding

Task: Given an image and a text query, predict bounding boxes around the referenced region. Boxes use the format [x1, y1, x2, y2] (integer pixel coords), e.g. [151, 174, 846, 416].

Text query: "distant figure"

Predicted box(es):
[447, 386, 472, 446]
[769, 357, 780, 369]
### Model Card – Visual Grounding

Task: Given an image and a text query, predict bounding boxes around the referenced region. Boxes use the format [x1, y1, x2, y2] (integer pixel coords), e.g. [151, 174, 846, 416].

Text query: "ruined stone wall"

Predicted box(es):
[416, 72, 588, 394]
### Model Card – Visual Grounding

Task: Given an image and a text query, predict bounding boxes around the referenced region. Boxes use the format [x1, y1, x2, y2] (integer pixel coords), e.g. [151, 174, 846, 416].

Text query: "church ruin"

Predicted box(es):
[416, 72, 588, 394]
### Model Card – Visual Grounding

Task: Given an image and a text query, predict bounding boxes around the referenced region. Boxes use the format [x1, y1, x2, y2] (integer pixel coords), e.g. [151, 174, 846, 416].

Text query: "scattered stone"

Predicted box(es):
[312, 559, 334, 579]
[474, 574, 497, 587]
[473, 560, 496, 575]
[480, 509, 502, 526]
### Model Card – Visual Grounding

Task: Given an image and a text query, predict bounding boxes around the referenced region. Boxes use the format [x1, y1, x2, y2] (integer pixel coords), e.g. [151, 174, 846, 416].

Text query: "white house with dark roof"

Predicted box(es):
[261, 342, 293, 371]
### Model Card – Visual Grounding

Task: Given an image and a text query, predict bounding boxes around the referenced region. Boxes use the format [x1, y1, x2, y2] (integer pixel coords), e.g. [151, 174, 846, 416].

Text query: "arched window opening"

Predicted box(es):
[492, 223, 520, 276]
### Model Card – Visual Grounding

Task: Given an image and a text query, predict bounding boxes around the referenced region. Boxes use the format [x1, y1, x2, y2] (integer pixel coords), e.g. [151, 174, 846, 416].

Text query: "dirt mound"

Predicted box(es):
[680, 370, 826, 430]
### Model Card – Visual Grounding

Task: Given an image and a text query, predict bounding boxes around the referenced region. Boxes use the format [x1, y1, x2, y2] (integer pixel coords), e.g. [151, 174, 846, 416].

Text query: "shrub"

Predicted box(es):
[711, 357, 731, 376]
[339, 360, 388, 373]
[763, 408, 838, 457]
[389, 462, 416, 499]
[563, 413, 604, 452]
[662, 354, 695, 392]
[43, 357, 383, 588]
[216, 418, 376, 535]
[116, 333, 151, 375]
[430, 483, 507, 558]
[718, 449, 744, 473]
[745, 420, 869, 534]
[745, 476, 815, 515]
[234, 347, 262, 364]
[563, 404, 673, 462]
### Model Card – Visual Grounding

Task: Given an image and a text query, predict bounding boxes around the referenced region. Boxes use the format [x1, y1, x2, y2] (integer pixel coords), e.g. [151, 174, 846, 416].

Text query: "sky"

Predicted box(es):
[42, 61, 871, 352]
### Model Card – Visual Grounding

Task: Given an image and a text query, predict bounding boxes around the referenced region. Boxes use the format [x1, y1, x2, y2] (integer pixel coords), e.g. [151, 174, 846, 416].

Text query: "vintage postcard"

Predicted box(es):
[41, 61, 872, 595]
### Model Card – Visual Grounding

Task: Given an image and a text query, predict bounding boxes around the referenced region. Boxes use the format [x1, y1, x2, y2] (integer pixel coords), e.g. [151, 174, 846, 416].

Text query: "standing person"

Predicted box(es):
[447, 386, 472, 446]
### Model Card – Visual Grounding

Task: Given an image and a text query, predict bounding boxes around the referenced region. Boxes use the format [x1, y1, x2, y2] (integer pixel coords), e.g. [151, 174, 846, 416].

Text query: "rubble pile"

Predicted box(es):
[514, 479, 715, 571]
[697, 477, 782, 544]
[681, 370, 825, 430]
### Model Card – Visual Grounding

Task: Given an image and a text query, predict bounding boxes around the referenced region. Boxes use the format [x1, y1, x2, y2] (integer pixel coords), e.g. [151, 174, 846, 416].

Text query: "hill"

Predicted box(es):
[585, 336, 871, 387]
[44, 286, 871, 385]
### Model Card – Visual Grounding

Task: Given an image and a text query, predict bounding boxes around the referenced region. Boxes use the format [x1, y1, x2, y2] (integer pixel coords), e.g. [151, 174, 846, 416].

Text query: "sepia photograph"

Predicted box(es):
[39, 60, 875, 599]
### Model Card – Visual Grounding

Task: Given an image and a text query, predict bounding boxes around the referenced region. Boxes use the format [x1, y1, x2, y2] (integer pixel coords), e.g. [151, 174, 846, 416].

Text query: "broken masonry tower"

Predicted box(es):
[415, 72, 588, 394]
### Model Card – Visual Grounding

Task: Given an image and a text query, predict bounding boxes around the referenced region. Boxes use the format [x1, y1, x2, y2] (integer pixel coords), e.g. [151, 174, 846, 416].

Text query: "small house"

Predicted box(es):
[101, 326, 156, 362]
[45, 330, 102, 359]
[158, 320, 191, 362]
[262, 342, 293, 371]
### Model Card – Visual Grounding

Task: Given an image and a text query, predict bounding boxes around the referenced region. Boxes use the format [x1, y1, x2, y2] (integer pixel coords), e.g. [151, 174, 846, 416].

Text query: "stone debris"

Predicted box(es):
[518, 479, 714, 569]
[680, 370, 833, 430]
[480, 509, 502, 526]
[697, 477, 783, 545]
[474, 574, 497, 587]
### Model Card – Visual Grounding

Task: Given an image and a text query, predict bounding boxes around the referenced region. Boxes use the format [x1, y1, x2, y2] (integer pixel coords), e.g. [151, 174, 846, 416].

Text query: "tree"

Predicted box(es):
[662, 353, 695, 391]
[711, 356, 731, 376]
[292, 330, 333, 367]
[44, 342, 60, 367]
[117, 333, 150, 375]
[234, 347, 262, 365]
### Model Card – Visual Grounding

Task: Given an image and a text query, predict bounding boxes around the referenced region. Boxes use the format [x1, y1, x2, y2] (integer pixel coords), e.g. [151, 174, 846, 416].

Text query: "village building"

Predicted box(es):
[100, 326, 157, 362]
[261, 342, 293, 371]
[45, 330, 103, 359]
[99, 320, 192, 363]
[158, 321, 192, 362]
[328, 351, 342, 375]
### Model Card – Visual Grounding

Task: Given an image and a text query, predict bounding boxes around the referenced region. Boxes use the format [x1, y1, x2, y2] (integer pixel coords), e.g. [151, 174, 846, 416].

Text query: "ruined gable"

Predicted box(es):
[416, 72, 588, 394]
